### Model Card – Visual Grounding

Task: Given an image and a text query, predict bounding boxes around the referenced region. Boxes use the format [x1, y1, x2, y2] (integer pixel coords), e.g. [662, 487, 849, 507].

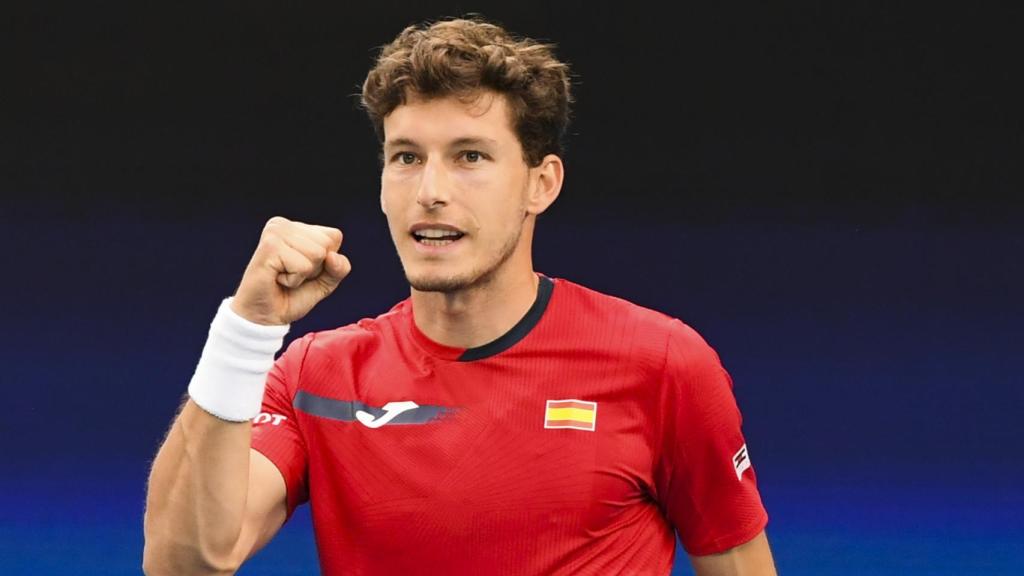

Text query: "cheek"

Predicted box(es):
[379, 188, 404, 234]
[380, 178, 406, 210]
[480, 201, 523, 242]
[380, 171, 416, 200]
[451, 169, 489, 186]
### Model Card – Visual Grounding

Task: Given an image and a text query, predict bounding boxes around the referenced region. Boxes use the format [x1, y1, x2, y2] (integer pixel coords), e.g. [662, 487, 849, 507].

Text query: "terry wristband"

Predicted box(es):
[187, 297, 290, 422]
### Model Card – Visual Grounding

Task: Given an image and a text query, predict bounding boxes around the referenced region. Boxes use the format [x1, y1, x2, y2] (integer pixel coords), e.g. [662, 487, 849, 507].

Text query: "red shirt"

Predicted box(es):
[252, 273, 768, 575]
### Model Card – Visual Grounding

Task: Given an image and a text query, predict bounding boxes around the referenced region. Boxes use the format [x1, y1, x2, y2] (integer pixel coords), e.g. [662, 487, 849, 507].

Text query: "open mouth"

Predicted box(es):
[412, 230, 465, 246]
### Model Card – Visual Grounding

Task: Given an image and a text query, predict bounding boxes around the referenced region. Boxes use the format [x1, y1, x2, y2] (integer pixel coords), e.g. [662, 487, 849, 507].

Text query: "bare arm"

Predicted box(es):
[689, 530, 777, 576]
[142, 217, 351, 574]
[143, 401, 288, 574]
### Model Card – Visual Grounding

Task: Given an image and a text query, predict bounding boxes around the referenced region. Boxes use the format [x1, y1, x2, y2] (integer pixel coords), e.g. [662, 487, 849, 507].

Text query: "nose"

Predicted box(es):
[415, 157, 450, 210]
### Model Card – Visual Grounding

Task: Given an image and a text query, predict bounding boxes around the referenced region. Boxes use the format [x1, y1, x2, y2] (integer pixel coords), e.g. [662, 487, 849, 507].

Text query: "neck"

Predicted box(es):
[410, 263, 540, 350]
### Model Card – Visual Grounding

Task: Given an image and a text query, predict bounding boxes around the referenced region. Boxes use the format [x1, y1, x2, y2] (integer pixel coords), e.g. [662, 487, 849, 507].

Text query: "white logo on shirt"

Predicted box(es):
[253, 412, 287, 426]
[356, 401, 420, 428]
[733, 443, 751, 481]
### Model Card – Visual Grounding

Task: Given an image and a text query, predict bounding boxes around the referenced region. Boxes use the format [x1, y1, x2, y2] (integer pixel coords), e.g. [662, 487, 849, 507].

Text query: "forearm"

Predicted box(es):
[142, 218, 346, 573]
[143, 399, 252, 574]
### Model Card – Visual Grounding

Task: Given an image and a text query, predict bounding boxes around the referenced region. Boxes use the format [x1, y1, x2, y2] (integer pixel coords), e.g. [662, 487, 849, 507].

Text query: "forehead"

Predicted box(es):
[382, 91, 516, 146]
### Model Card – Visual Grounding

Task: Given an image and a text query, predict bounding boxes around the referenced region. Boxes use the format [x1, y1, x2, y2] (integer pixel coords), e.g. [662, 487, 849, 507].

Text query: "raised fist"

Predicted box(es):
[230, 216, 352, 325]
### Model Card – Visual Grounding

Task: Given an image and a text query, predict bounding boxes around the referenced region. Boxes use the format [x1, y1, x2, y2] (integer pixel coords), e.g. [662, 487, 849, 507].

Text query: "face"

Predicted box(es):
[380, 91, 541, 293]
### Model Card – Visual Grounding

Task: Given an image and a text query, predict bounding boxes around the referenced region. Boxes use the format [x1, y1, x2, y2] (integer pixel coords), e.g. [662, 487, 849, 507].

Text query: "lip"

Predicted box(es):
[411, 233, 466, 256]
[408, 221, 467, 256]
[409, 222, 465, 234]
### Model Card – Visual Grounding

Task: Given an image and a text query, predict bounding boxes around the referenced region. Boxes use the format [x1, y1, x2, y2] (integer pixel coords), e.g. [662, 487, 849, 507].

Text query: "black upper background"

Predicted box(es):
[5, 2, 1021, 225]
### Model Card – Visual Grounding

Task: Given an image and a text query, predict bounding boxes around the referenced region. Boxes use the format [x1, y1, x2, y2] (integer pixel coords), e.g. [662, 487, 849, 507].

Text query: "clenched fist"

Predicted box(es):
[231, 216, 352, 325]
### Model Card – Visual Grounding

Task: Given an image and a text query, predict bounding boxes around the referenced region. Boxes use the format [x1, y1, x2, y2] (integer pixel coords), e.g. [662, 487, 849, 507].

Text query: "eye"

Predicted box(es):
[392, 152, 418, 165]
[460, 150, 486, 163]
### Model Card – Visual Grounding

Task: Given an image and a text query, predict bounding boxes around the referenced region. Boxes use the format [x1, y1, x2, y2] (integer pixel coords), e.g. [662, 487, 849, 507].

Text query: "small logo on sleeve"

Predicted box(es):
[544, 399, 597, 431]
[253, 412, 288, 426]
[733, 443, 751, 481]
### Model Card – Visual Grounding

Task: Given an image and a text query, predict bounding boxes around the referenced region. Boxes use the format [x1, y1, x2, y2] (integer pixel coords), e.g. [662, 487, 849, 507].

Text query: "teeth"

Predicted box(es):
[415, 228, 462, 238]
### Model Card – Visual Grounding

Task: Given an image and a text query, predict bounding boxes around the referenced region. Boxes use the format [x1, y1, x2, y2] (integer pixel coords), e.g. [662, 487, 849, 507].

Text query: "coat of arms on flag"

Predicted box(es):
[543, 399, 597, 431]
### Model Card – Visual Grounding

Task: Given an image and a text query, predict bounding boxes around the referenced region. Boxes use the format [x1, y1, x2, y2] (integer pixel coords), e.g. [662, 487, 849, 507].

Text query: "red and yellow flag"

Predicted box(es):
[544, 399, 597, 431]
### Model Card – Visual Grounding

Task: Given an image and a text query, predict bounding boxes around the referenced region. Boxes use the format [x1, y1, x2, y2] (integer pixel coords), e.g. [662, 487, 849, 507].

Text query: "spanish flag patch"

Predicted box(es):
[544, 399, 597, 431]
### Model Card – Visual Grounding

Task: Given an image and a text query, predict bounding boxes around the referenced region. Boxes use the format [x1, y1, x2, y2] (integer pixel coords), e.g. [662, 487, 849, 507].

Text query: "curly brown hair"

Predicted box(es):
[361, 17, 573, 167]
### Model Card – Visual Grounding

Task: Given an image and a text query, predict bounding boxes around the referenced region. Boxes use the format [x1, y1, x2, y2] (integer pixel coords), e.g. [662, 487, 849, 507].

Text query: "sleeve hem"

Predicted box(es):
[681, 510, 769, 557]
[251, 443, 303, 522]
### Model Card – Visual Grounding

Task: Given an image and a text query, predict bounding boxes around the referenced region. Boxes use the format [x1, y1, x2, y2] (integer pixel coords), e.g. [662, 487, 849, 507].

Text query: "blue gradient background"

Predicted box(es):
[3, 2, 1021, 574]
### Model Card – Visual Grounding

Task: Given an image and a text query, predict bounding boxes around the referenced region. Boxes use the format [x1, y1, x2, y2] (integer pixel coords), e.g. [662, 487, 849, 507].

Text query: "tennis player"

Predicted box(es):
[144, 16, 776, 575]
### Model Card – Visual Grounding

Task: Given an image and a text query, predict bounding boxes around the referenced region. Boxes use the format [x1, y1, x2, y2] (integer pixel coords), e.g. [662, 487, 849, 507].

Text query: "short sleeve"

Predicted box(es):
[653, 320, 768, 556]
[251, 332, 313, 520]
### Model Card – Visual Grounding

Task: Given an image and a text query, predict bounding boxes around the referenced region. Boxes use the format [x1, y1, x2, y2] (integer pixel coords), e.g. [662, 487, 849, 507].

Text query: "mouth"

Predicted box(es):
[411, 231, 465, 247]
[409, 224, 466, 248]
[411, 226, 468, 253]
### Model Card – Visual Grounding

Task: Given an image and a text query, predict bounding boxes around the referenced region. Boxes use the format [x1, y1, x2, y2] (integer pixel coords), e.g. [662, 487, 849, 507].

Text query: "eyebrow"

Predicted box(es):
[384, 137, 499, 149]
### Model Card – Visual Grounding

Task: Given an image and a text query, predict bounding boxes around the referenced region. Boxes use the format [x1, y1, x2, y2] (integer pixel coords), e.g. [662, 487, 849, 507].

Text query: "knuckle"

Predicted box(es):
[314, 225, 343, 243]
[265, 216, 288, 229]
[261, 219, 289, 243]
[261, 234, 283, 251]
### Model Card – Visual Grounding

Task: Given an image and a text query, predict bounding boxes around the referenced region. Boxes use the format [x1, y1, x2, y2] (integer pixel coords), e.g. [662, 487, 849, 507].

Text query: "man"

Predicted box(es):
[144, 17, 776, 575]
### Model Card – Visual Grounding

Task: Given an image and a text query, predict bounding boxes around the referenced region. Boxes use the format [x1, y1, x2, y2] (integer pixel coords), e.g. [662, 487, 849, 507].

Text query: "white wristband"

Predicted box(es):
[187, 297, 291, 422]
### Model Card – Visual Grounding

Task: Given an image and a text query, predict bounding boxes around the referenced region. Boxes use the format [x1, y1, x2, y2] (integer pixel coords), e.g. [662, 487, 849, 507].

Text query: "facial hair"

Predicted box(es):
[404, 214, 525, 294]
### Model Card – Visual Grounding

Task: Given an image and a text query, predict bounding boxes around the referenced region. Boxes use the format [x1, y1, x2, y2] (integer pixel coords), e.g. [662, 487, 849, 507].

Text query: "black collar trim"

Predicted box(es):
[457, 275, 554, 362]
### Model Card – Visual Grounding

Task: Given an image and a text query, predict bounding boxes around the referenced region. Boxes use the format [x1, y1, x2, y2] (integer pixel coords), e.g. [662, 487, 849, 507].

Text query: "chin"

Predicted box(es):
[406, 272, 475, 293]
[404, 260, 502, 294]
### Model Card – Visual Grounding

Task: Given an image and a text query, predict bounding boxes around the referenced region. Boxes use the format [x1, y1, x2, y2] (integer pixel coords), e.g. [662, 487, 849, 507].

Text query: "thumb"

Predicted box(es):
[319, 251, 352, 288]
[292, 252, 351, 308]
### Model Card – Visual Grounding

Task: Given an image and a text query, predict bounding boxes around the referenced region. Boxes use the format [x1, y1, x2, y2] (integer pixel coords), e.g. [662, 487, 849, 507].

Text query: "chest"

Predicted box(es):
[297, 356, 659, 536]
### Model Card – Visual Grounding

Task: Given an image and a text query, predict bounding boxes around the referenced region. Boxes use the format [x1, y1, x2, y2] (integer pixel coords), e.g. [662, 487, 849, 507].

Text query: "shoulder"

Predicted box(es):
[548, 276, 713, 368]
[547, 277, 730, 408]
[550, 276, 677, 327]
[550, 276, 702, 341]
[286, 299, 409, 361]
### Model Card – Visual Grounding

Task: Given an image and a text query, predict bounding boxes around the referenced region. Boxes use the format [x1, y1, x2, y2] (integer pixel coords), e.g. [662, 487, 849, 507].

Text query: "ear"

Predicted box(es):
[380, 188, 387, 214]
[525, 154, 564, 216]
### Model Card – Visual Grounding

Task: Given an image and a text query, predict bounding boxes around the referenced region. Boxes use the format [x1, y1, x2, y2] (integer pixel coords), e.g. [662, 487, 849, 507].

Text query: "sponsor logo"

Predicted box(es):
[355, 401, 420, 429]
[292, 391, 455, 426]
[253, 412, 288, 426]
[733, 443, 751, 481]
[543, 399, 597, 432]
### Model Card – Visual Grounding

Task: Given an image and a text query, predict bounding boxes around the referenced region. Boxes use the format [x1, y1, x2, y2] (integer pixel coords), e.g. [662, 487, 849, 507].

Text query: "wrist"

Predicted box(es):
[187, 297, 290, 422]
[228, 297, 286, 327]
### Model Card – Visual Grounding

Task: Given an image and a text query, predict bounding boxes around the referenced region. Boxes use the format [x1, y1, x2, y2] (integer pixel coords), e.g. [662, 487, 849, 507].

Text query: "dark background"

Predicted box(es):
[2, 2, 1021, 574]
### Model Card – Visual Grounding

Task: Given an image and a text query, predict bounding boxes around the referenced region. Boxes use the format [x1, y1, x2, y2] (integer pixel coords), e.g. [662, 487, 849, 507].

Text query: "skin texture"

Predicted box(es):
[143, 402, 290, 574]
[380, 90, 563, 349]
[143, 89, 776, 575]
